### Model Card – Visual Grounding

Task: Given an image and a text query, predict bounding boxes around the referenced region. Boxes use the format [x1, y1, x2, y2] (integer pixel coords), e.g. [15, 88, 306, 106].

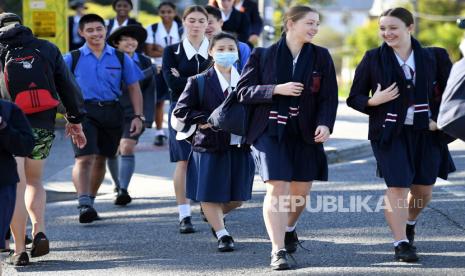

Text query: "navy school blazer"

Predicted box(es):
[236, 43, 339, 145]
[173, 67, 234, 153]
[240, 0, 263, 36]
[222, 8, 251, 44]
[0, 100, 34, 186]
[346, 46, 452, 141]
[162, 42, 212, 102]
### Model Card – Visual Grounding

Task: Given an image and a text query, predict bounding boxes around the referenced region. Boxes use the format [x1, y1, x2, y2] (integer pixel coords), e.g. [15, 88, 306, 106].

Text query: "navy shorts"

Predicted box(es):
[168, 102, 191, 162]
[187, 146, 255, 203]
[0, 183, 16, 249]
[73, 102, 124, 158]
[371, 126, 455, 187]
[251, 132, 328, 182]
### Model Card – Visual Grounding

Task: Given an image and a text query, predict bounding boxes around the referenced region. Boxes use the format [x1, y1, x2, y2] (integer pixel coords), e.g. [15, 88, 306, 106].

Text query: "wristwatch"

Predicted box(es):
[133, 114, 146, 122]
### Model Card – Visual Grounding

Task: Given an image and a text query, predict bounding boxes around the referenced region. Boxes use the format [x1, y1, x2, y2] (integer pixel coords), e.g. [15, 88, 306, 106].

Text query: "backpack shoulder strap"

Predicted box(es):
[70, 49, 81, 74]
[115, 50, 125, 70]
[151, 23, 158, 42]
[197, 74, 206, 106]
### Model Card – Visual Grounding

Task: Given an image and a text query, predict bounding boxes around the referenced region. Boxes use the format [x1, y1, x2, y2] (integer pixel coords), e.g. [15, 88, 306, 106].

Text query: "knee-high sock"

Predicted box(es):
[119, 155, 135, 190]
[107, 156, 120, 188]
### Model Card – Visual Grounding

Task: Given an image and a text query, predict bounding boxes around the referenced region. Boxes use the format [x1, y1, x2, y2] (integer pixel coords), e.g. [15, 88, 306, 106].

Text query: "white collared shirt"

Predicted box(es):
[182, 37, 209, 60]
[145, 21, 181, 66]
[221, 10, 232, 22]
[109, 18, 129, 34]
[235, 1, 244, 11]
[214, 65, 242, 145]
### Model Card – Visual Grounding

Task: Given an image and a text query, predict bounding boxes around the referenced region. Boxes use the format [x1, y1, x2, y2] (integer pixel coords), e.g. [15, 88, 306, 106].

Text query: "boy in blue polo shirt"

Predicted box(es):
[64, 14, 144, 223]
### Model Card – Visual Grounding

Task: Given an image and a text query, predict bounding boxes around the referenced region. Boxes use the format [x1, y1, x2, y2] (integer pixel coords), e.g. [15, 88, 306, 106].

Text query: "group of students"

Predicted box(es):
[0, 1, 458, 272]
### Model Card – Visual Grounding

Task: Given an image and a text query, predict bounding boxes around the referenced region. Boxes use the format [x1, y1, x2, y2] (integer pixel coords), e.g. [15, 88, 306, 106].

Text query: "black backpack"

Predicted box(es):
[1, 43, 59, 114]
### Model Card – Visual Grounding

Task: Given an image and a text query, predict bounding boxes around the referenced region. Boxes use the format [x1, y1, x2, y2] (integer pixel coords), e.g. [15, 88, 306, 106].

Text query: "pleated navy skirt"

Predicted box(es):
[371, 126, 456, 187]
[168, 102, 192, 162]
[251, 131, 328, 182]
[186, 146, 255, 202]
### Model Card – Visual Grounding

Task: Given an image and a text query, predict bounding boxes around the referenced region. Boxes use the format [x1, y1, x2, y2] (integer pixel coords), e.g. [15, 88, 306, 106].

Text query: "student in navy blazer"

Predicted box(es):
[234, 0, 263, 46]
[0, 100, 34, 260]
[236, 6, 338, 270]
[347, 8, 455, 262]
[209, 0, 250, 44]
[174, 32, 254, 252]
[162, 6, 212, 234]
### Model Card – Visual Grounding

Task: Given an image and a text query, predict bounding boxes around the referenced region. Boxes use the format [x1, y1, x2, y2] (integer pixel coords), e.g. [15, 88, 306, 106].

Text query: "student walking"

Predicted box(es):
[107, 25, 156, 205]
[162, 5, 212, 234]
[64, 14, 144, 224]
[174, 32, 255, 252]
[145, 2, 183, 146]
[347, 7, 455, 263]
[0, 13, 86, 265]
[0, 100, 34, 266]
[236, 6, 338, 270]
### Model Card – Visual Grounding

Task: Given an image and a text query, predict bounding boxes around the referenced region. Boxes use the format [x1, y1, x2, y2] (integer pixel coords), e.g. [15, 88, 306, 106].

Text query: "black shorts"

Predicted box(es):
[73, 101, 124, 158]
[122, 118, 145, 141]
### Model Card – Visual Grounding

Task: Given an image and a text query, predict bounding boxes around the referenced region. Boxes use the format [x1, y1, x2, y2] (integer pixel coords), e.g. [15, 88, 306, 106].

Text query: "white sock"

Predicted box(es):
[216, 228, 230, 240]
[155, 129, 165, 136]
[271, 248, 286, 255]
[393, 239, 409, 247]
[406, 220, 417, 226]
[178, 204, 191, 221]
[286, 224, 296, 232]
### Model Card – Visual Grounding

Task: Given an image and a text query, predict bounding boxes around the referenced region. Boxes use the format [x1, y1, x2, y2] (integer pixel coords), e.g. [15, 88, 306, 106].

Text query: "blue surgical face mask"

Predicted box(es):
[213, 51, 239, 68]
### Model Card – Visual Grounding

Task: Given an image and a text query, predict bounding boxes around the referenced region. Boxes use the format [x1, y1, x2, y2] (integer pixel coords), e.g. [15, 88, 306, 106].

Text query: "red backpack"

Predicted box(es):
[2, 45, 59, 114]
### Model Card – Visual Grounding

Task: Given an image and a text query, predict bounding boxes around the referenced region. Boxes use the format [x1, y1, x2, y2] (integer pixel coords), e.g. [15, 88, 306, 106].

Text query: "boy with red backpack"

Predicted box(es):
[0, 13, 86, 266]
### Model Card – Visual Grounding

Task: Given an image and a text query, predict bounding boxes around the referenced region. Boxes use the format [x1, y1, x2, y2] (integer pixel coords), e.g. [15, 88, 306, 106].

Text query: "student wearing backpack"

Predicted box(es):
[163, 6, 212, 234]
[0, 100, 34, 266]
[347, 7, 455, 263]
[0, 13, 86, 266]
[236, 6, 338, 269]
[205, 6, 251, 73]
[63, 14, 144, 224]
[106, 25, 155, 205]
[174, 32, 254, 252]
[145, 2, 183, 147]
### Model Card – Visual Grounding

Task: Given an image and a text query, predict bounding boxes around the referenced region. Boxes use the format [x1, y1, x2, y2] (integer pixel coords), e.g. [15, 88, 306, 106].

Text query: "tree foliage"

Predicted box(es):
[346, 0, 465, 67]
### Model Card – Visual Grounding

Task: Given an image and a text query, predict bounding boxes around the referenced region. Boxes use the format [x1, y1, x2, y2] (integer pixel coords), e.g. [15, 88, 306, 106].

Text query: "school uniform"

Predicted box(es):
[145, 21, 182, 102]
[0, 100, 34, 249]
[347, 38, 456, 187]
[68, 15, 85, 51]
[236, 38, 338, 182]
[173, 67, 254, 202]
[221, 8, 251, 44]
[119, 52, 155, 138]
[63, 43, 144, 157]
[235, 0, 263, 37]
[162, 37, 212, 162]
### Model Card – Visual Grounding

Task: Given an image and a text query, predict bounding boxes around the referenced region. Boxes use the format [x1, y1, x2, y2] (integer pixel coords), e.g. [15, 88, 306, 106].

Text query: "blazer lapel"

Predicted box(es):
[206, 68, 225, 104]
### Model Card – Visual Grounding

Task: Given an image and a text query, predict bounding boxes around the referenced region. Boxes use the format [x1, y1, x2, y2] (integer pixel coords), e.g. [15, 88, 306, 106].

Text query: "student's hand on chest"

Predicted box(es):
[367, 83, 399, 106]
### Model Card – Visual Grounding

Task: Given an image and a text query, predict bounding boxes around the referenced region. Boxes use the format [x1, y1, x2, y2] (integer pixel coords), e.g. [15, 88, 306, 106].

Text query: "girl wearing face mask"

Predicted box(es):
[347, 7, 455, 263]
[173, 32, 255, 252]
[236, 5, 338, 270]
[162, 5, 212, 235]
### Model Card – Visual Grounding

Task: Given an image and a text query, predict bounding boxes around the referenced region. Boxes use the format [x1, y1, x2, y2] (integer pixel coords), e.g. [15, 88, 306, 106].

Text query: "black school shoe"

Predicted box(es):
[179, 216, 195, 234]
[8, 251, 29, 266]
[395, 242, 419, 262]
[406, 224, 416, 246]
[114, 189, 132, 206]
[30, 232, 49, 258]
[270, 249, 290, 270]
[78, 205, 98, 224]
[285, 230, 299, 253]
[218, 235, 234, 252]
[153, 135, 166, 146]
